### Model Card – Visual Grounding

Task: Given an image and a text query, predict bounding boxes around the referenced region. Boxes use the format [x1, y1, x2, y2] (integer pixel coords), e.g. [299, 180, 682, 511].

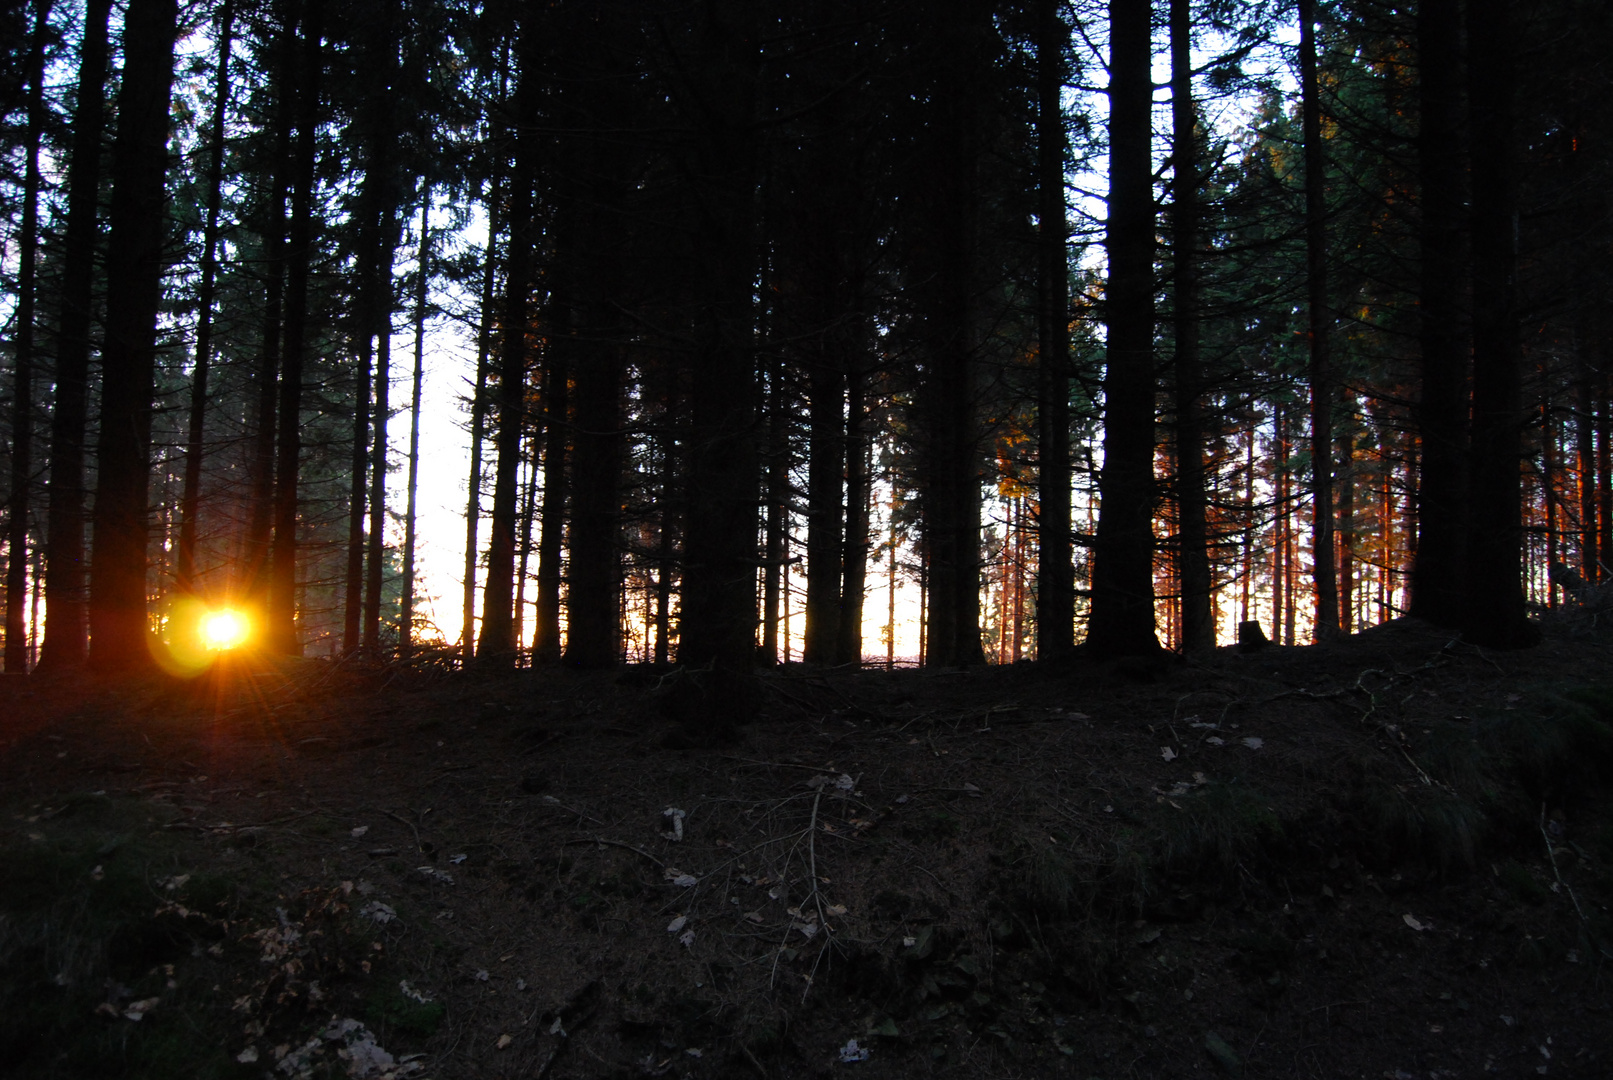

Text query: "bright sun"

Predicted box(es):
[201, 609, 249, 651]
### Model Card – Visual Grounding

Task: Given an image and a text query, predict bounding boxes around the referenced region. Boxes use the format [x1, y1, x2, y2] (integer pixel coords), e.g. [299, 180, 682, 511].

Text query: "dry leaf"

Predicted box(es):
[667, 915, 688, 933]
[1161, 747, 1178, 762]
[123, 997, 160, 1021]
[496, 1034, 513, 1050]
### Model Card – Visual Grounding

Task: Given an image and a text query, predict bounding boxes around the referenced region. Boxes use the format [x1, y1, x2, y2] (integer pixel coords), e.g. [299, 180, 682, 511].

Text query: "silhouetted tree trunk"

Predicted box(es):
[175, 0, 234, 596]
[269, 3, 324, 655]
[1408, 0, 1468, 625]
[461, 177, 500, 660]
[478, 19, 537, 664]
[37, 0, 111, 672]
[558, 21, 630, 670]
[5, 0, 50, 673]
[917, 13, 985, 668]
[676, 4, 763, 686]
[1463, 0, 1537, 647]
[836, 363, 869, 666]
[565, 243, 625, 667]
[514, 451, 538, 657]
[1036, 0, 1075, 661]
[1299, 0, 1338, 640]
[761, 352, 788, 664]
[342, 330, 370, 653]
[1171, 0, 1213, 652]
[87, 0, 180, 669]
[246, 1, 299, 601]
[400, 195, 429, 661]
[531, 348, 568, 664]
[362, 235, 395, 650]
[1087, 0, 1160, 657]
[802, 352, 844, 664]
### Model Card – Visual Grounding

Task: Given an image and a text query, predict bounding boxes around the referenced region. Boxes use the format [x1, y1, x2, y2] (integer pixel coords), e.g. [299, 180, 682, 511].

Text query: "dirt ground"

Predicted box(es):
[3, 616, 1612, 1079]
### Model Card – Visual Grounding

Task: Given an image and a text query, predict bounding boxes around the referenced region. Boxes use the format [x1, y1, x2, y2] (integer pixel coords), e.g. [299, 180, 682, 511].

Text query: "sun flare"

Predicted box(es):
[201, 609, 250, 651]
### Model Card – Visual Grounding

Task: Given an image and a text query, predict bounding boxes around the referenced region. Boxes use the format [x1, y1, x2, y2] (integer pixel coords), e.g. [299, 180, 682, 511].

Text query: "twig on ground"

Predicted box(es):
[562, 837, 665, 869]
[1539, 803, 1588, 925]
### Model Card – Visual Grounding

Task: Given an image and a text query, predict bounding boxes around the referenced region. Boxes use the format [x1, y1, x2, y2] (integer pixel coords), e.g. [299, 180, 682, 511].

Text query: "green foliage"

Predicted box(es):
[364, 987, 446, 1038]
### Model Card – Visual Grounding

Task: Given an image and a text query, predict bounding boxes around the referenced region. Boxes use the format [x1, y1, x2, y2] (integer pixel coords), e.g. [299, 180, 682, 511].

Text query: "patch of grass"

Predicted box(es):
[0, 796, 247, 1079]
[1157, 781, 1284, 884]
[364, 986, 446, 1037]
[1357, 780, 1486, 873]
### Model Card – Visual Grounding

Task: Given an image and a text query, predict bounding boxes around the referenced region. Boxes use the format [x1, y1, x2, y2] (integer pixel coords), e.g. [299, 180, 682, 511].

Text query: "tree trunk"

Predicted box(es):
[461, 177, 500, 661]
[342, 332, 370, 654]
[37, 0, 112, 672]
[531, 349, 569, 664]
[245, 1, 300, 603]
[563, 98, 628, 669]
[761, 353, 787, 664]
[803, 355, 844, 664]
[87, 0, 180, 670]
[5, 0, 50, 673]
[1462, 0, 1537, 647]
[268, 3, 324, 655]
[837, 363, 869, 666]
[400, 195, 429, 661]
[1087, 0, 1160, 657]
[1171, 0, 1213, 652]
[1299, 0, 1338, 640]
[1036, 0, 1075, 662]
[918, 13, 985, 668]
[1408, 0, 1468, 625]
[514, 450, 538, 659]
[675, 5, 762, 691]
[175, 0, 234, 597]
[478, 20, 538, 665]
[363, 235, 395, 651]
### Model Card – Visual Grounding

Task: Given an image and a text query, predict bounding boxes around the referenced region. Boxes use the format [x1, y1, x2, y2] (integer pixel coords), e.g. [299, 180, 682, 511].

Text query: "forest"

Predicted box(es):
[6, 3, 1613, 1076]
[2, 0, 1612, 681]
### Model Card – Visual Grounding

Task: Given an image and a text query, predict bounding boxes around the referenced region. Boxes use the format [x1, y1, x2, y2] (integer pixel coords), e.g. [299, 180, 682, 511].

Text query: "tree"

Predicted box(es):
[87, 0, 182, 669]
[1036, 0, 1076, 661]
[666, 2, 765, 686]
[36, 0, 112, 672]
[1298, 0, 1339, 640]
[1086, 0, 1161, 657]
[5, 0, 50, 673]
[1462, 0, 1537, 647]
[1170, 0, 1213, 652]
[175, 0, 236, 597]
[477, 8, 537, 665]
[1406, 0, 1467, 626]
[267, 0, 325, 654]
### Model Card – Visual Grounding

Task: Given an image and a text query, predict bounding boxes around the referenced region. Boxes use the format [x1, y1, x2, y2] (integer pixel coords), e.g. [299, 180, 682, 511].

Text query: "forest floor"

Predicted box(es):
[3, 616, 1613, 1080]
